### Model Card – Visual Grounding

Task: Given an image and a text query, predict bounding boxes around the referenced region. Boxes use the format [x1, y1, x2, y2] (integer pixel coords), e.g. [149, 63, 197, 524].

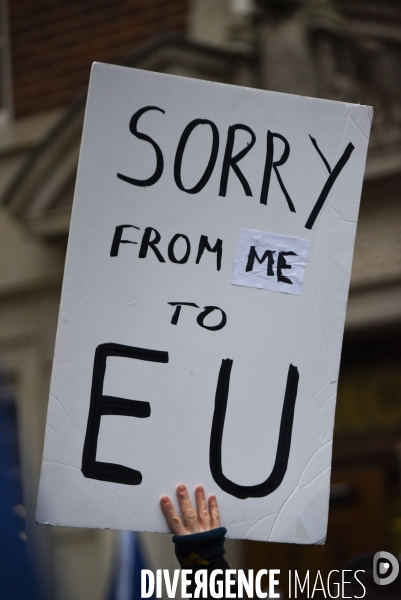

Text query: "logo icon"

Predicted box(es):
[373, 551, 400, 586]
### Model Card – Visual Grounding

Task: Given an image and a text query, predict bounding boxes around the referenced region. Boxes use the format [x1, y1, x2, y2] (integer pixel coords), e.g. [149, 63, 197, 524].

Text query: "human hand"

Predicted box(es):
[160, 484, 221, 536]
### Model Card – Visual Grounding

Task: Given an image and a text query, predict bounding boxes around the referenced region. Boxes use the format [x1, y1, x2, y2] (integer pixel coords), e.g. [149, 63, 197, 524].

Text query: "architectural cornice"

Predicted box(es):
[1, 11, 401, 238]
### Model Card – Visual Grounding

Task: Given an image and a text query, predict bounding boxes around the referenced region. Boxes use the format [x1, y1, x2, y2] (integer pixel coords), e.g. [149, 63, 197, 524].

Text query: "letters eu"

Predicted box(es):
[117, 106, 355, 230]
[82, 343, 299, 499]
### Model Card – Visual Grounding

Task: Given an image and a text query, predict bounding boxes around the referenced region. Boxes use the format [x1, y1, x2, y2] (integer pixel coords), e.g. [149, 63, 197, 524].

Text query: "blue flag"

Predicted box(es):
[0, 374, 43, 600]
[108, 531, 155, 600]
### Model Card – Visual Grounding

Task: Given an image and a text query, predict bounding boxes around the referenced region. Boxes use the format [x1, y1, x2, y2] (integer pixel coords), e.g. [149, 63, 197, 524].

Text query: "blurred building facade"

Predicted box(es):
[0, 1, 401, 599]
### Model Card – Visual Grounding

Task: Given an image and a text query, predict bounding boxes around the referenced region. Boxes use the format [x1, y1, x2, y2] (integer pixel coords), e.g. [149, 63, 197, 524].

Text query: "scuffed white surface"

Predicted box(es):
[36, 64, 372, 544]
[232, 228, 309, 294]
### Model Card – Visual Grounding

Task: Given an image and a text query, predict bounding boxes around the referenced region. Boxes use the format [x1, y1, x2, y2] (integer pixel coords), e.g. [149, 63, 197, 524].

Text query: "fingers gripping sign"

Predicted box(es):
[160, 486, 230, 599]
[209, 495, 221, 530]
[160, 485, 221, 535]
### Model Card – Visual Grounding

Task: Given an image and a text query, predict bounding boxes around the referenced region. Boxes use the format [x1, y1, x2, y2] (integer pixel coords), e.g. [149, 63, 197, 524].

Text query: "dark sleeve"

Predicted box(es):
[173, 527, 237, 598]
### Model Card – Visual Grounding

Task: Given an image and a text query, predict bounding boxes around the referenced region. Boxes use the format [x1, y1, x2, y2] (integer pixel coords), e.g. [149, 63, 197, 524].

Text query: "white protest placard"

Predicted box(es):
[36, 63, 372, 543]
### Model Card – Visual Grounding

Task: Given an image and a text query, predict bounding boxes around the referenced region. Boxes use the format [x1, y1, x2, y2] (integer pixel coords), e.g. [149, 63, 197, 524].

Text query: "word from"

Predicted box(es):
[141, 568, 281, 599]
[81, 343, 299, 498]
[116, 106, 355, 229]
[288, 570, 366, 598]
[168, 302, 227, 331]
[110, 225, 222, 271]
[246, 247, 297, 285]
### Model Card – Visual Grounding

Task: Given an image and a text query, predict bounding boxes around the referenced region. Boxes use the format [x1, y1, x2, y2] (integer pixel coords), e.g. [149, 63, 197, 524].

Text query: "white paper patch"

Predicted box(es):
[231, 229, 309, 294]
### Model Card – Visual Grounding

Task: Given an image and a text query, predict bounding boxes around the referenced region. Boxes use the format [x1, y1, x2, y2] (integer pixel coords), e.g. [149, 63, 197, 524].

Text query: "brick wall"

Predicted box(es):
[9, 0, 189, 118]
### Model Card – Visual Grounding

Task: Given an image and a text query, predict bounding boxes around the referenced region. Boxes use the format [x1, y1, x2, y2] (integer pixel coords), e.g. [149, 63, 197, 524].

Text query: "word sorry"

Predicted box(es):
[116, 106, 355, 229]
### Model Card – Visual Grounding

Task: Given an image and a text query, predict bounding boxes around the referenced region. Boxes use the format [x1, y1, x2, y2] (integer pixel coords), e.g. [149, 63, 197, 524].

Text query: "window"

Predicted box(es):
[0, 0, 12, 123]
